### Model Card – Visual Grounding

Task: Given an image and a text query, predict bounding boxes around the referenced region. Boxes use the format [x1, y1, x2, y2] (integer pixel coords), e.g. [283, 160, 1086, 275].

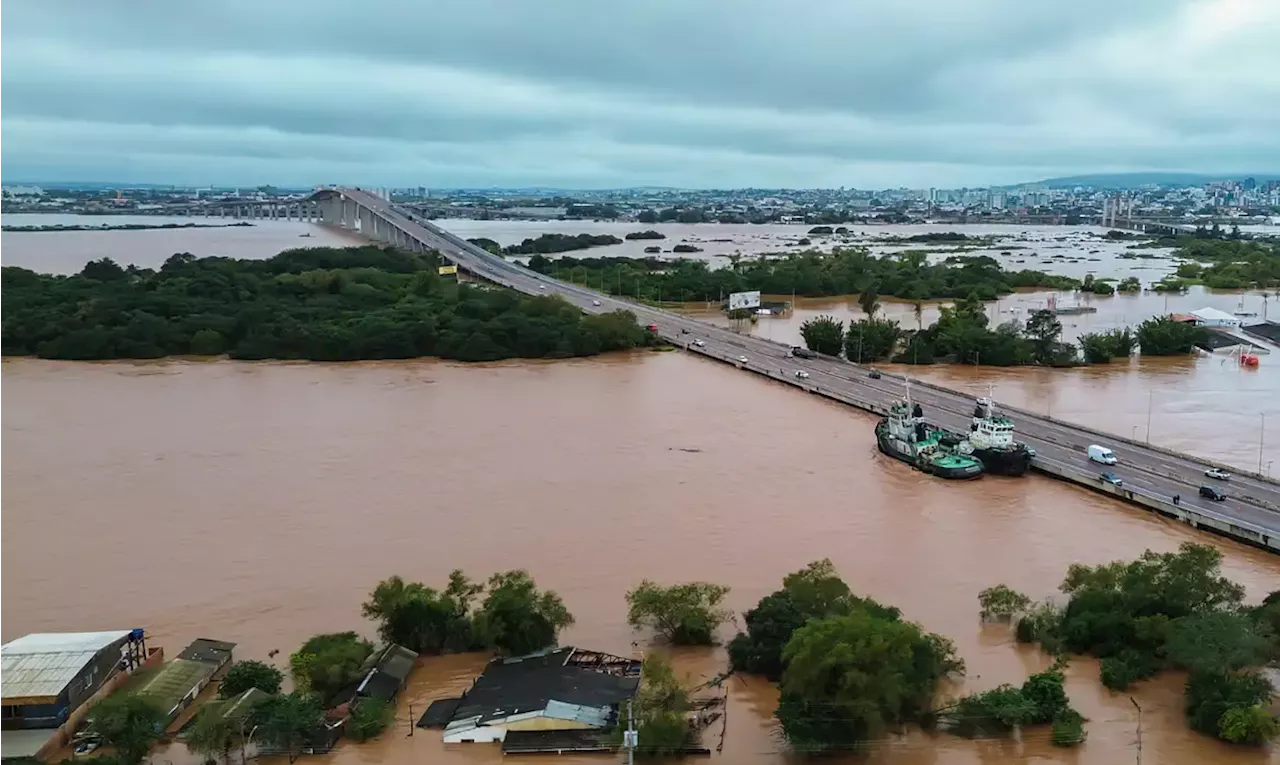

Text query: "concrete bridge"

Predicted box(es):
[289, 187, 1280, 553]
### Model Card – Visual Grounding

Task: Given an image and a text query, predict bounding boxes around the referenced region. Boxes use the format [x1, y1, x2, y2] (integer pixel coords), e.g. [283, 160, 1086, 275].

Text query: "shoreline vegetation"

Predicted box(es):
[103, 550, 1273, 765]
[2, 221, 255, 233]
[0, 246, 657, 362]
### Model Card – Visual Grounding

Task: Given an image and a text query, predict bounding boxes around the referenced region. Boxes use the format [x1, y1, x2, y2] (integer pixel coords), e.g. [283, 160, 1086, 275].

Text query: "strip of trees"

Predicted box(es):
[2, 246, 655, 362]
[979, 543, 1280, 746]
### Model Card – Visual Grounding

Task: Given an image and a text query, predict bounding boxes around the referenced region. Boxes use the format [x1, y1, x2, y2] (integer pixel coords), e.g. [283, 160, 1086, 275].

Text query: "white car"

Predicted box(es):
[736, 355, 749, 363]
[693, 339, 706, 347]
[538, 284, 546, 290]
[1204, 468, 1231, 481]
[592, 300, 601, 306]
[795, 370, 811, 379]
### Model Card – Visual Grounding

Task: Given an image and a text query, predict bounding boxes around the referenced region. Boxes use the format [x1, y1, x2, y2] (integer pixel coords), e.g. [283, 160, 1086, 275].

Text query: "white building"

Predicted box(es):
[1188, 307, 1242, 328]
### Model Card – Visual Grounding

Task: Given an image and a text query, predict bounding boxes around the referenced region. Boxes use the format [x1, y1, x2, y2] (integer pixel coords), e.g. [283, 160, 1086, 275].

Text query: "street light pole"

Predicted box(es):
[1152, 394, 1162, 447]
[1260, 412, 1266, 474]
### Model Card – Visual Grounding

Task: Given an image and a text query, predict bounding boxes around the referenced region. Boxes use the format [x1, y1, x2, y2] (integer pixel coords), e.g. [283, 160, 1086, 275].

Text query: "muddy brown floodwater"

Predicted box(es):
[3, 354, 1279, 765]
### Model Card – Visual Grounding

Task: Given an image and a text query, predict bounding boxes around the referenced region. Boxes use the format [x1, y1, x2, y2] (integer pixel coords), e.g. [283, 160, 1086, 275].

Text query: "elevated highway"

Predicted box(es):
[323, 187, 1280, 552]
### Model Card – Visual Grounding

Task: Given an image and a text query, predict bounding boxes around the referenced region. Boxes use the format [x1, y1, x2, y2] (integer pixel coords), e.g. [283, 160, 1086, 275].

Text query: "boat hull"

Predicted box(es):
[876, 422, 984, 480]
[972, 447, 1032, 477]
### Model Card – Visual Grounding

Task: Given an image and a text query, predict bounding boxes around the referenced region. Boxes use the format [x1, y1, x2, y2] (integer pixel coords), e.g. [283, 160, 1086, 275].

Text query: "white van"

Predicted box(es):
[1087, 444, 1117, 465]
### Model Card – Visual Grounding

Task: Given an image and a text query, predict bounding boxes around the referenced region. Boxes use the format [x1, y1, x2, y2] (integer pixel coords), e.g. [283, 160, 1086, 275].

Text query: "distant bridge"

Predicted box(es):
[200, 186, 1280, 553]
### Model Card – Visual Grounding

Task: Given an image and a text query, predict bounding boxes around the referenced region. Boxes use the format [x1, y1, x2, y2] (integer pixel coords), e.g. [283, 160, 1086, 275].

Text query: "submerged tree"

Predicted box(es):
[473, 570, 574, 655]
[626, 580, 731, 645]
[799, 315, 844, 356]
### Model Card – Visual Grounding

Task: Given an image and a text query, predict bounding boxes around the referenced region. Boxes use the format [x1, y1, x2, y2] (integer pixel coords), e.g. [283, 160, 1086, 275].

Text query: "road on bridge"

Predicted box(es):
[336, 188, 1280, 541]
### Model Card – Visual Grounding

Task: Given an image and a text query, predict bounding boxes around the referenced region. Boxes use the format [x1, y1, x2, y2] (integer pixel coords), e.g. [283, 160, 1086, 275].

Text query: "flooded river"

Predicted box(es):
[4, 354, 1279, 765]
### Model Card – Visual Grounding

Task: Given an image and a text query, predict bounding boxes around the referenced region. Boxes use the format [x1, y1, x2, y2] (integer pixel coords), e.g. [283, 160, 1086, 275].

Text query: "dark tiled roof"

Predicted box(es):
[417, 698, 463, 728]
[451, 647, 640, 725]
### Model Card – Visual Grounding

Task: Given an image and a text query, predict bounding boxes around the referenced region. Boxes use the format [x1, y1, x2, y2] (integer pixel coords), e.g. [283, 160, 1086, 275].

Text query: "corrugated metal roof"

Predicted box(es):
[1, 631, 132, 701]
[543, 700, 611, 727]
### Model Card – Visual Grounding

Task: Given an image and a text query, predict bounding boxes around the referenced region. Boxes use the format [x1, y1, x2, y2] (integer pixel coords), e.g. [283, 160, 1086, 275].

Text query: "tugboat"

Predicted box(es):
[875, 394, 984, 480]
[965, 397, 1034, 476]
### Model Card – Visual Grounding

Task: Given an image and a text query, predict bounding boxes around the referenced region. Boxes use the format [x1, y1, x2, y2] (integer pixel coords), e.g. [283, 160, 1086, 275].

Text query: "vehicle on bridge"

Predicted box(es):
[736, 355, 749, 364]
[1204, 468, 1231, 481]
[789, 346, 816, 359]
[868, 369, 882, 379]
[1099, 471, 1123, 487]
[592, 300, 601, 306]
[1199, 485, 1227, 501]
[795, 370, 810, 379]
[692, 339, 706, 348]
[1087, 444, 1117, 465]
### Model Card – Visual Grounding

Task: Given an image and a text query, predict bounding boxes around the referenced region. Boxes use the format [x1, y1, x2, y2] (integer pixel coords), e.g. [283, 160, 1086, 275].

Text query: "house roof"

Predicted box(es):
[1190, 307, 1239, 323]
[447, 647, 640, 728]
[176, 639, 236, 667]
[356, 644, 418, 701]
[134, 659, 218, 716]
[1, 631, 133, 703]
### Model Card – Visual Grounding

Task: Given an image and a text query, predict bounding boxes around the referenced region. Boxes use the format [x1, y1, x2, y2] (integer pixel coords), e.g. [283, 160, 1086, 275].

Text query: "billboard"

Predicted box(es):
[728, 290, 761, 311]
[438, 265, 459, 276]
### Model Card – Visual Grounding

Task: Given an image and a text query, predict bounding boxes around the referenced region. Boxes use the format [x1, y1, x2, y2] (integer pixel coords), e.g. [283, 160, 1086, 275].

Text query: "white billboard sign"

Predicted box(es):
[728, 290, 761, 311]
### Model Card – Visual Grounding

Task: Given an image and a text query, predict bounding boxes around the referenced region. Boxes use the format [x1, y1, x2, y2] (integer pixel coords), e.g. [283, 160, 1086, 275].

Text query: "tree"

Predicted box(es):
[256, 692, 326, 764]
[1137, 316, 1208, 355]
[620, 654, 695, 757]
[857, 283, 880, 317]
[362, 571, 482, 654]
[81, 257, 128, 282]
[844, 317, 902, 363]
[88, 693, 166, 765]
[219, 660, 283, 698]
[1023, 309, 1064, 365]
[347, 698, 394, 742]
[288, 632, 373, 701]
[1165, 611, 1272, 676]
[1218, 703, 1280, 745]
[938, 664, 1081, 744]
[185, 705, 240, 765]
[727, 559, 892, 680]
[798, 315, 844, 356]
[776, 609, 963, 752]
[978, 585, 1031, 622]
[626, 580, 731, 645]
[473, 570, 574, 655]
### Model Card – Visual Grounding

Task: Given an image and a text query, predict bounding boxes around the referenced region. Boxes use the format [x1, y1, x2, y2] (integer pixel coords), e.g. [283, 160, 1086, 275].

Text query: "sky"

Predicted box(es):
[2, 0, 1278, 189]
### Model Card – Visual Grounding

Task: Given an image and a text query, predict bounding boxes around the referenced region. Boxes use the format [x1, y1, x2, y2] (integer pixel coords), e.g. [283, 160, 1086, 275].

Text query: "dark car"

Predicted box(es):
[1099, 471, 1122, 486]
[868, 369, 882, 379]
[1199, 485, 1227, 501]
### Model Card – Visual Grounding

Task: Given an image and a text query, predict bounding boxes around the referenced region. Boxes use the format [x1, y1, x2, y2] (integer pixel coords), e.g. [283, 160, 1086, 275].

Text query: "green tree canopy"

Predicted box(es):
[799, 315, 844, 356]
[776, 609, 963, 752]
[218, 660, 283, 698]
[473, 570, 574, 655]
[88, 693, 166, 765]
[362, 571, 482, 654]
[184, 704, 241, 765]
[625, 580, 731, 645]
[288, 632, 373, 702]
[255, 692, 326, 764]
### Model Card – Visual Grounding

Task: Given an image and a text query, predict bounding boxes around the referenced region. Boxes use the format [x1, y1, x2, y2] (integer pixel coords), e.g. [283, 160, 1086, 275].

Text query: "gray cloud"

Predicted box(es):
[3, 0, 1277, 187]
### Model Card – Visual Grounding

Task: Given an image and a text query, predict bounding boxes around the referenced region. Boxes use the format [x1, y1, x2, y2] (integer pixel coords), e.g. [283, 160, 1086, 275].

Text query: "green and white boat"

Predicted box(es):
[875, 394, 984, 480]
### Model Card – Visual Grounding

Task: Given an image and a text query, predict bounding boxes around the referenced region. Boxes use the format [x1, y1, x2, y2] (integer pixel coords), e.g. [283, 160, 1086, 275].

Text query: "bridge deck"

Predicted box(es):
[330, 188, 1280, 552]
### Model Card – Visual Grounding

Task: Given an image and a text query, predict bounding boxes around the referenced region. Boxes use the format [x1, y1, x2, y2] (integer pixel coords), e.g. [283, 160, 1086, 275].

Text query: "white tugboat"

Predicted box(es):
[875, 387, 984, 480]
[964, 396, 1033, 476]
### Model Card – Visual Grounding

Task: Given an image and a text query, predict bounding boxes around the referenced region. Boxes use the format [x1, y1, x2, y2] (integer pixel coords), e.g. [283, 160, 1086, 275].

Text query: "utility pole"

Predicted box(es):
[1129, 697, 1143, 765]
[623, 700, 638, 765]
[1260, 412, 1267, 473]
[1152, 394, 1162, 447]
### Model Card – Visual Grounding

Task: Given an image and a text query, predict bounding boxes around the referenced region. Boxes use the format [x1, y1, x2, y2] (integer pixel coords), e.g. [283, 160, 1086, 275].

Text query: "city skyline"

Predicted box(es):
[2, 0, 1278, 188]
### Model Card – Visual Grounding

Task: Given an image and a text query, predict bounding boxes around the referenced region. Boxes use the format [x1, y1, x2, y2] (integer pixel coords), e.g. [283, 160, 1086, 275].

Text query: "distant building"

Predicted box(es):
[2, 630, 148, 761]
[425, 647, 641, 745]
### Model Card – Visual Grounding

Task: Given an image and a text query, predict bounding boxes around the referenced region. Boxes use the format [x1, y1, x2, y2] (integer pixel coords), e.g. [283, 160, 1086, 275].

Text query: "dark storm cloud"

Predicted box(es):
[2, 0, 1277, 187]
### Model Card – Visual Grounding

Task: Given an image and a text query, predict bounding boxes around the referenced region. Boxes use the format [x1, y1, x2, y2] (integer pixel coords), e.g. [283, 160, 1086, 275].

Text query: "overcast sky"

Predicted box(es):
[3, 0, 1278, 189]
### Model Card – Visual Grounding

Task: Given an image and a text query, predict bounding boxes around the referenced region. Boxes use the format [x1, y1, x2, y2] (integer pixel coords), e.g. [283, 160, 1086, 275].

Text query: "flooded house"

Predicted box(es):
[421, 647, 641, 751]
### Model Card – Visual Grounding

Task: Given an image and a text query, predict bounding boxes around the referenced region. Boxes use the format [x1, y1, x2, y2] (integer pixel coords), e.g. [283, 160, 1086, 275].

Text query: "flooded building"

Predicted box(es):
[427, 647, 641, 746]
[133, 638, 235, 726]
[1, 630, 149, 761]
